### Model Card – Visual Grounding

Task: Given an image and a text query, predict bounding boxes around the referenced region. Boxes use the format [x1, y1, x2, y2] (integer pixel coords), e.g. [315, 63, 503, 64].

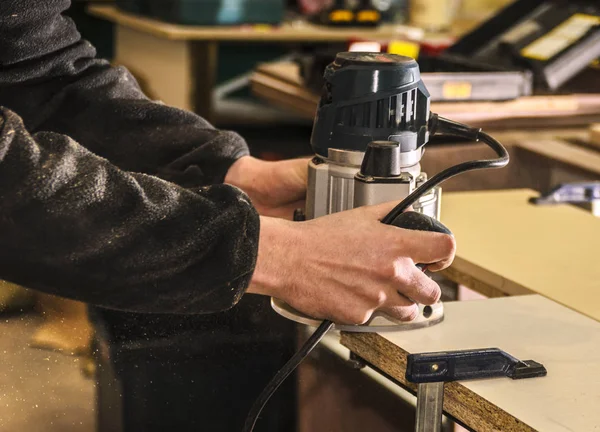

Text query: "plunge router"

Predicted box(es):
[273, 52, 447, 332]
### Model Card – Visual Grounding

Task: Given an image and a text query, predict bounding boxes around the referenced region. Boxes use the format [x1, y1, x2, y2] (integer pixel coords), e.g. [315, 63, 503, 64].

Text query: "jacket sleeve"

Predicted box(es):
[0, 0, 247, 187]
[0, 108, 259, 314]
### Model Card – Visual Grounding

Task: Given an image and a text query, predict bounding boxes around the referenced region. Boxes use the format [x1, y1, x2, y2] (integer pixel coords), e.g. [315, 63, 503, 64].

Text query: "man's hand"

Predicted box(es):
[247, 201, 456, 325]
[224, 156, 309, 219]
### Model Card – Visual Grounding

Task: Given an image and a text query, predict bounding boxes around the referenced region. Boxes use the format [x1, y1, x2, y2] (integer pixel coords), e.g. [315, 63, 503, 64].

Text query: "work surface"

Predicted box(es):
[341, 295, 600, 432]
[88, 5, 425, 42]
[440, 189, 600, 321]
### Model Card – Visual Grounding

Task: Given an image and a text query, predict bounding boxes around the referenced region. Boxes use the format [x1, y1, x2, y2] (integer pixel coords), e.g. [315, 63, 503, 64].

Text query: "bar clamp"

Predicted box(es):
[405, 348, 547, 432]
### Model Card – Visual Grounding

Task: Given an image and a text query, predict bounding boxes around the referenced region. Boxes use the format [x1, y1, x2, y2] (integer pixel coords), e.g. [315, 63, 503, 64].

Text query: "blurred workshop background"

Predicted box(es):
[2, 1, 600, 432]
[66, 0, 520, 162]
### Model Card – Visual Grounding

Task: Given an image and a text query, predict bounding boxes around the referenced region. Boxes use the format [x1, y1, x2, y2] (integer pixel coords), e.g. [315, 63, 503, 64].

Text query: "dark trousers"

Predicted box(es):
[92, 296, 297, 432]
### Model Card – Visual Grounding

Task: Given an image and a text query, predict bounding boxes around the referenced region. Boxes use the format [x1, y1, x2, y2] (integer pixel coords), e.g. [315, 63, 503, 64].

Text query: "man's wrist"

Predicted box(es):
[246, 216, 298, 298]
[224, 155, 262, 197]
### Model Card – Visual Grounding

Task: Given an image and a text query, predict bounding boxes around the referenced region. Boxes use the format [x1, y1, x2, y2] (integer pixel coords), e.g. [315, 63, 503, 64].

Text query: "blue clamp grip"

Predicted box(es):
[530, 182, 600, 205]
[406, 348, 547, 384]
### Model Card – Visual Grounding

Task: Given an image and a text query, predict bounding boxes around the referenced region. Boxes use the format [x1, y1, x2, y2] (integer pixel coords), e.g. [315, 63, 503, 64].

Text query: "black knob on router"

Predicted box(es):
[360, 141, 402, 177]
[390, 211, 452, 236]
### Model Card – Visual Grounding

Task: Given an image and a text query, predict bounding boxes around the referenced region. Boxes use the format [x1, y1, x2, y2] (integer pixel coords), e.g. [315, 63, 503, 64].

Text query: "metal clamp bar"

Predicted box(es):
[415, 382, 444, 432]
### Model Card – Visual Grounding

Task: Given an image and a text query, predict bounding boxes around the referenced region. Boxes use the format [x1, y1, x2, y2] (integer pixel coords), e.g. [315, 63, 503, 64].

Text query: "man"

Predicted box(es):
[0, 0, 455, 326]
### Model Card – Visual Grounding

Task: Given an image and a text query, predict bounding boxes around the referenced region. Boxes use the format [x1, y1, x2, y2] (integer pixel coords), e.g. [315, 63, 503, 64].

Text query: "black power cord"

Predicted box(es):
[382, 115, 509, 223]
[242, 115, 510, 432]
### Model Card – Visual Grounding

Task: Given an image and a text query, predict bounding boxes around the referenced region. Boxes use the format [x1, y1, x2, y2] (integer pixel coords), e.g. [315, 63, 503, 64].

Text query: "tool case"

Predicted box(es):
[116, 0, 285, 26]
[443, 0, 600, 92]
[298, 0, 600, 102]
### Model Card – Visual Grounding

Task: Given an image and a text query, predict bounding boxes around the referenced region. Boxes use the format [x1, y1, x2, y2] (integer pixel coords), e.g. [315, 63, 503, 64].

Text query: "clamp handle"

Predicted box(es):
[406, 348, 547, 384]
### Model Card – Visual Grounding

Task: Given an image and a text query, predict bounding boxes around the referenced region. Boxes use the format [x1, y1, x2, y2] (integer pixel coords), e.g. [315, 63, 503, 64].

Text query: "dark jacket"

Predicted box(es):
[0, 0, 260, 314]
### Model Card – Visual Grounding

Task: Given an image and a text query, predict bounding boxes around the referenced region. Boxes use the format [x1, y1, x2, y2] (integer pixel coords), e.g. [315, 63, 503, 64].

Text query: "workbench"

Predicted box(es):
[340, 294, 600, 432]
[439, 189, 600, 320]
[87, 5, 427, 123]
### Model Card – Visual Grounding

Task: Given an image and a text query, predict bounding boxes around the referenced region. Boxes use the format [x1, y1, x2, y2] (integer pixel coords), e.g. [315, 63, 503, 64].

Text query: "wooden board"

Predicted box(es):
[589, 124, 600, 150]
[88, 5, 424, 42]
[113, 26, 195, 110]
[515, 138, 600, 179]
[251, 66, 317, 119]
[341, 295, 600, 432]
[439, 189, 600, 321]
[251, 61, 600, 128]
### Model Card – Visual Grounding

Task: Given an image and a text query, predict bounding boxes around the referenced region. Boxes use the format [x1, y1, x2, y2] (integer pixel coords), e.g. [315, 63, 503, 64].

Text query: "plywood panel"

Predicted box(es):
[440, 189, 600, 321]
[341, 295, 600, 432]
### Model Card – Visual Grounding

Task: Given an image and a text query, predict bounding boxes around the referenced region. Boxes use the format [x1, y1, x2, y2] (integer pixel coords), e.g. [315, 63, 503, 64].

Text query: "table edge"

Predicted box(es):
[340, 331, 537, 432]
[87, 5, 423, 42]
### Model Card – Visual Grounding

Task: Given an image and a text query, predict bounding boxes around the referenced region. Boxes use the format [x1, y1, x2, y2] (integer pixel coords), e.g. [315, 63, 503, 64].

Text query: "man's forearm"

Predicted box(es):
[0, 108, 259, 314]
[0, 0, 248, 186]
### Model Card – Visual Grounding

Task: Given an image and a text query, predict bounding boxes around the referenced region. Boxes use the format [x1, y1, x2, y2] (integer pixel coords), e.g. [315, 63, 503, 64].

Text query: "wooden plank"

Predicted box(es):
[251, 72, 317, 119]
[88, 5, 423, 42]
[341, 295, 600, 432]
[256, 62, 305, 86]
[588, 124, 600, 150]
[440, 189, 600, 321]
[515, 138, 600, 178]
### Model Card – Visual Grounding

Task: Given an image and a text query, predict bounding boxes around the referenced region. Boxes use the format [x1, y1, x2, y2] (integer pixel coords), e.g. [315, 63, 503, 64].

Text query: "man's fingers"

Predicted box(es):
[381, 304, 419, 322]
[363, 204, 455, 268]
[393, 263, 442, 305]
[380, 292, 418, 321]
[398, 230, 456, 269]
[425, 259, 451, 272]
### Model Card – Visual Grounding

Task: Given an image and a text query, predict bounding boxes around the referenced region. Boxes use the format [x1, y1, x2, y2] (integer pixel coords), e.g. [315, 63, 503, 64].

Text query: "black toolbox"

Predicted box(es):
[116, 0, 286, 26]
[298, 0, 600, 102]
[442, 0, 600, 92]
